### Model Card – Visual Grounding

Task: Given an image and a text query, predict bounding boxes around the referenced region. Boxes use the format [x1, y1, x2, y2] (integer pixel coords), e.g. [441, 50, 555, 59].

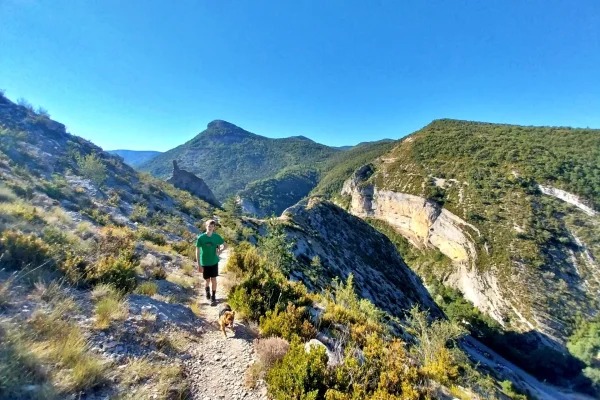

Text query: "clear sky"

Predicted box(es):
[1, 0, 599, 151]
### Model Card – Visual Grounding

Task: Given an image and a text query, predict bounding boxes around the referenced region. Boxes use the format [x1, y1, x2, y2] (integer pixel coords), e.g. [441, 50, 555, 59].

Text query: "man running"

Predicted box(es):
[195, 219, 227, 305]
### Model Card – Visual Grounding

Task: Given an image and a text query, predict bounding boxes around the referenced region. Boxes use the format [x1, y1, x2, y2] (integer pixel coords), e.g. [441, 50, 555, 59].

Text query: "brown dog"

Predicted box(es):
[218, 303, 235, 338]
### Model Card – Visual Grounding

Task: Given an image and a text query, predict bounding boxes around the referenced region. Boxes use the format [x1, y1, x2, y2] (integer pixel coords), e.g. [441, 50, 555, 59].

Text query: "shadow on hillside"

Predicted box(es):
[466, 329, 595, 395]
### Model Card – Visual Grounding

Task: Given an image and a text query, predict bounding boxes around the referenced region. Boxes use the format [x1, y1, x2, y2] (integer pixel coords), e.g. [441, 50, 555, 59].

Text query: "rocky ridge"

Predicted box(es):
[167, 160, 220, 207]
[279, 197, 441, 319]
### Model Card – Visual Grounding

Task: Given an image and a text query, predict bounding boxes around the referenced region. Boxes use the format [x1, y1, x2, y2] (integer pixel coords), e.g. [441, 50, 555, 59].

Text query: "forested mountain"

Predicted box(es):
[107, 149, 162, 167]
[139, 120, 339, 200]
[340, 119, 600, 390]
[237, 139, 396, 217]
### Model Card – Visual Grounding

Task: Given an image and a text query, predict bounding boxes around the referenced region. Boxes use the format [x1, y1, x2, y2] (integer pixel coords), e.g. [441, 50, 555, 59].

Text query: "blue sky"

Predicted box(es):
[1, 0, 599, 151]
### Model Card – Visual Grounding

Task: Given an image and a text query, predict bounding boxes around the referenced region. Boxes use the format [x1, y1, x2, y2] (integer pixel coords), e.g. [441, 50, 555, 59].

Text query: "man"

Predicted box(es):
[195, 219, 227, 305]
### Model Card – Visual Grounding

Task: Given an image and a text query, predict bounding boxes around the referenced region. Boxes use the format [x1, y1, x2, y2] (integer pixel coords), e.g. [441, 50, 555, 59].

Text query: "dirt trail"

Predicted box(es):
[183, 249, 267, 400]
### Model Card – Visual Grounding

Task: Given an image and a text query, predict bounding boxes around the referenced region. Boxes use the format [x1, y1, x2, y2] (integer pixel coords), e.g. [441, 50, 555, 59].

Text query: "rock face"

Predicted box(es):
[538, 184, 597, 217]
[280, 197, 442, 320]
[167, 160, 219, 206]
[342, 165, 479, 264]
[341, 167, 513, 324]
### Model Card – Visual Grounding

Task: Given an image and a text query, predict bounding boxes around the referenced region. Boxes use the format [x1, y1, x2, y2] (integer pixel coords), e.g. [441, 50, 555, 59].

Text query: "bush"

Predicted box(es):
[150, 267, 167, 280]
[255, 337, 290, 369]
[407, 306, 466, 385]
[88, 253, 137, 292]
[0, 230, 50, 271]
[229, 267, 310, 322]
[267, 339, 329, 400]
[76, 153, 107, 185]
[130, 203, 148, 223]
[137, 227, 167, 246]
[136, 281, 159, 296]
[260, 302, 317, 341]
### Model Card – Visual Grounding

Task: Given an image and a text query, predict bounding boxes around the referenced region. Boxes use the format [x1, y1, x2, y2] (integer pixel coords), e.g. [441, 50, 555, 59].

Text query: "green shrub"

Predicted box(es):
[500, 380, 527, 400]
[267, 339, 329, 400]
[130, 203, 148, 223]
[260, 302, 317, 341]
[88, 253, 137, 292]
[137, 227, 167, 246]
[76, 153, 107, 185]
[0, 230, 50, 271]
[136, 281, 159, 296]
[229, 267, 310, 322]
[82, 208, 113, 226]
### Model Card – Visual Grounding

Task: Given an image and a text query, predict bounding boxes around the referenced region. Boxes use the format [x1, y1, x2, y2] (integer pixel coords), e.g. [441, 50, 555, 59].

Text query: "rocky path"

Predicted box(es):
[183, 249, 267, 400]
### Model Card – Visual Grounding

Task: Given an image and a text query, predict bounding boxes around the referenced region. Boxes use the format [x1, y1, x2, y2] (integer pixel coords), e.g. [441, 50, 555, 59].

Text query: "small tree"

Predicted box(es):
[260, 222, 296, 275]
[407, 305, 466, 384]
[17, 97, 34, 112]
[76, 153, 107, 186]
[35, 106, 50, 118]
[224, 196, 242, 216]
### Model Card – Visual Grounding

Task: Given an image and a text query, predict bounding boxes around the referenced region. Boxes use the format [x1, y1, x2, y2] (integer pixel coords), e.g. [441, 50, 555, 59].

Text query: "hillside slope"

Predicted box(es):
[107, 149, 162, 167]
[139, 120, 339, 200]
[341, 119, 600, 345]
[237, 139, 396, 217]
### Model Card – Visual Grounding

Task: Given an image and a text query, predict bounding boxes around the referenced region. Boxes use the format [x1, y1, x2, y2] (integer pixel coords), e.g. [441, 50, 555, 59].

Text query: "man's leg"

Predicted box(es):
[205, 278, 211, 299]
[211, 276, 217, 304]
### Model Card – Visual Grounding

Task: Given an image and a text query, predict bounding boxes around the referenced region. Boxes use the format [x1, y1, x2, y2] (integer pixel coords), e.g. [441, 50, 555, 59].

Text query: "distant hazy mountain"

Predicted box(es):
[108, 150, 162, 167]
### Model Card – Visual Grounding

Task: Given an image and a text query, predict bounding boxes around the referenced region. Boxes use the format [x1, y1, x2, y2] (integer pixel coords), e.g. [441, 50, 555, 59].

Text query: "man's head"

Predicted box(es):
[206, 219, 216, 233]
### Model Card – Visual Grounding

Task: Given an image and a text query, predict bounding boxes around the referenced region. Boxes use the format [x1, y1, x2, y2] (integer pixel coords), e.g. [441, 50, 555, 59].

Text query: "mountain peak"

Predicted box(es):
[207, 120, 240, 130]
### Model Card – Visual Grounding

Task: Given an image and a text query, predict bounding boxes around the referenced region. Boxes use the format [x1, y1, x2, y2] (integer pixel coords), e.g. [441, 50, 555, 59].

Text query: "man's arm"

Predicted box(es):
[195, 246, 203, 271]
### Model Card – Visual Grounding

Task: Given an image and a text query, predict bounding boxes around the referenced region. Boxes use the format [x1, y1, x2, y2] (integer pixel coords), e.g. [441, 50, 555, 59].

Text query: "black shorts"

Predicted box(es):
[202, 263, 219, 279]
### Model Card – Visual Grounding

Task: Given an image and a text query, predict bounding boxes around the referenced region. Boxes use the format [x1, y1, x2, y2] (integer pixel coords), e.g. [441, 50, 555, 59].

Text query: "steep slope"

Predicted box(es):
[311, 139, 396, 199]
[341, 119, 600, 345]
[279, 197, 441, 319]
[108, 149, 162, 167]
[237, 139, 396, 217]
[139, 120, 339, 200]
[237, 167, 319, 217]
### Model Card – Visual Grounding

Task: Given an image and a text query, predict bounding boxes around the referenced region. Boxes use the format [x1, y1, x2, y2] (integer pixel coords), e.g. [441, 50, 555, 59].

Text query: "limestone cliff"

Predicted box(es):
[338, 120, 600, 346]
[167, 160, 220, 207]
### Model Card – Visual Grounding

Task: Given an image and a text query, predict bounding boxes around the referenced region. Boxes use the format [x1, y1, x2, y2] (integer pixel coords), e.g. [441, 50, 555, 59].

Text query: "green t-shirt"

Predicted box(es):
[195, 233, 225, 266]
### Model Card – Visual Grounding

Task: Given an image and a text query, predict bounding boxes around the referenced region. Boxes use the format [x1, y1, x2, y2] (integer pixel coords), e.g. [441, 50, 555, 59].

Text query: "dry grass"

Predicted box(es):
[166, 274, 193, 289]
[0, 184, 18, 202]
[91, 282, 120, 301]
[25, 301, 107, 394]
[76, 221, 93, 236]
[44, 207, 72, 225]
[254, 337, 290, 368]
[93, 288, 128, 330]
[115, 361, 188, 400]
[32, 280, 71, 305]
[136, 281, 159, 296]
[0, 278, 12, 308]
[245, 337, 290, 388]
[182, 262, 195, 276]
[155, 330, 189, 355]
[189, 301, 202, 317]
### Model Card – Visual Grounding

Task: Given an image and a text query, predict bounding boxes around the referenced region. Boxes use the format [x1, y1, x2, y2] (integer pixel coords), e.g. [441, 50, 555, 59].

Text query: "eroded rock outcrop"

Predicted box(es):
[167, 160, 219, 206]
[342, 165, 479, 264]
[280, 197, 442, 319]
[341, 166, 515, 328]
